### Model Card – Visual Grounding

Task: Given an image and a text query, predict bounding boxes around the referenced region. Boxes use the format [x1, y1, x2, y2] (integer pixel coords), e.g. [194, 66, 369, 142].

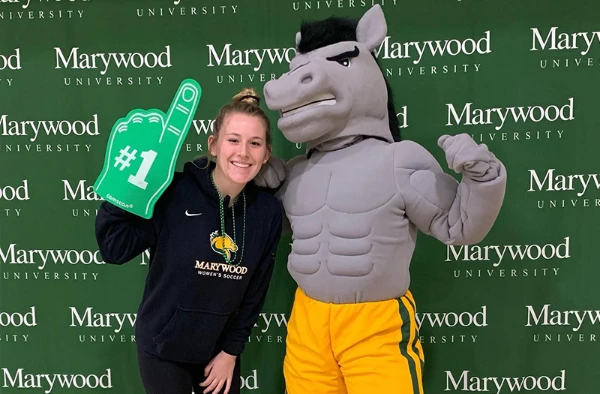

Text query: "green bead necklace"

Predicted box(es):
[210, 170, 246, 265]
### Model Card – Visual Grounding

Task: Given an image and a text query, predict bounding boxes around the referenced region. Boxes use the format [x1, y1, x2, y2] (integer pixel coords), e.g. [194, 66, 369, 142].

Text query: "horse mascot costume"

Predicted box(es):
[259, 5, 507, 393]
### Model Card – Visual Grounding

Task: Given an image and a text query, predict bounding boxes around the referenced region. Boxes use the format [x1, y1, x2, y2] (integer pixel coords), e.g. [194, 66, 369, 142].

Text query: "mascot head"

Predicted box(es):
[263, 5, 401, 153]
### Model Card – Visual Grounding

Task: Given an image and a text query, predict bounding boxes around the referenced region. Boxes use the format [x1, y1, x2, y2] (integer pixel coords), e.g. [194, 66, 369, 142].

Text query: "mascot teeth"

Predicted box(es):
[282, 94, 336, 116]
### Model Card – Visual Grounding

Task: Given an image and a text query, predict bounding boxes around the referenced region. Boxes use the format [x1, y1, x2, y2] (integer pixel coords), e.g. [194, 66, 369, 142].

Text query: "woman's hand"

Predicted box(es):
[199, 351, 237, 394]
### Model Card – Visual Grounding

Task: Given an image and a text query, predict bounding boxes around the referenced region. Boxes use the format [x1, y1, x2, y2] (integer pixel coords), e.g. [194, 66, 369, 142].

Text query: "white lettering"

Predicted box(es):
[69, 307, 136, 333]
[1, 368, 112, 394]
[0, 48, 21, 70]
[0, 244, 105, 270]
[240, 369, 258, 390]
[526, 304, 600, 332]
[528, 169, 600, 197]
[446, 237, 570, 266]
[416, 306, 487, 328]
[531, 27, 600, 56]
[445, 369, 566, 392]
[446, 98, 574, 131]
[62, 180, 104, 201]
[0, 114, 100, 143]
[55, 47, 172, 75]
[0, 180, 29, 201]
[0, 307, 37, 327]
[375, 31, 491, 65]
[207, 44, 295, 72]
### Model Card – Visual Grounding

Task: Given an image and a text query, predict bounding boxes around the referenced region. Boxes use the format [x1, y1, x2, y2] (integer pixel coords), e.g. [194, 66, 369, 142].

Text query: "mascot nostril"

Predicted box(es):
[262, 5, 507, 393]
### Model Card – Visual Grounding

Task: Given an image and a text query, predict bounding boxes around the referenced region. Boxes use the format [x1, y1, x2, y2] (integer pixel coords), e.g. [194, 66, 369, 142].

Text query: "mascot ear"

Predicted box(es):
[295, 32, 302, 50]
[356, 4, 387, 52]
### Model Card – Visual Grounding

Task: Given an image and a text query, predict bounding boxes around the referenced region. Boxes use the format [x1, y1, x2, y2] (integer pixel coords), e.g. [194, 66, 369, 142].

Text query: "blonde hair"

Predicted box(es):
[212, 87, 271, 145]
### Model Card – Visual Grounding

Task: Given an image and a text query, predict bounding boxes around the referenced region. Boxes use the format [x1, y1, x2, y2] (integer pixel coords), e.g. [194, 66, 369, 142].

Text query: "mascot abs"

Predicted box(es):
[261, 5, 507, 393]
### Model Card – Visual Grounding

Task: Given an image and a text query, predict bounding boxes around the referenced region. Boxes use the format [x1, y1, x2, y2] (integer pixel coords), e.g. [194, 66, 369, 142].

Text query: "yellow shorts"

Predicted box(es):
[284, 288, 425, 394]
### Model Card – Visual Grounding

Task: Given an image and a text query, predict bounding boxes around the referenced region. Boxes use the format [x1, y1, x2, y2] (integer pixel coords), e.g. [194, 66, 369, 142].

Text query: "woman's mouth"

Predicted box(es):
[231, 161, 251, 168]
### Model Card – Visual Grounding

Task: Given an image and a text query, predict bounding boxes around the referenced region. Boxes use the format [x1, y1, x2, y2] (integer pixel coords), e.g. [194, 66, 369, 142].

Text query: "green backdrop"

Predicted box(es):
[1, 0, 597, 392]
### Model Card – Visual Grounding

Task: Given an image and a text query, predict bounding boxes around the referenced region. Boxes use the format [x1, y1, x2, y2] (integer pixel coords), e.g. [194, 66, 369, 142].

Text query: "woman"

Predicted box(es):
[95, 88, 283, 394]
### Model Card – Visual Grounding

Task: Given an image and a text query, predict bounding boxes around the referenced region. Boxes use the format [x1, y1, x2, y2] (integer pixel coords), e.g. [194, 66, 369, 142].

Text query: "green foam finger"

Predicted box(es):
[93, 79, 203, 219]
[94, 109, 166, 217]
[161, 78, 202, 144]
[94, 110, 162, 190]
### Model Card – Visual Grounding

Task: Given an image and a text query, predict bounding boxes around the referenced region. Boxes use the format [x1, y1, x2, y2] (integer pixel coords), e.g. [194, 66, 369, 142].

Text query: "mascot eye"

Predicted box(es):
[337, 58, 351, 67]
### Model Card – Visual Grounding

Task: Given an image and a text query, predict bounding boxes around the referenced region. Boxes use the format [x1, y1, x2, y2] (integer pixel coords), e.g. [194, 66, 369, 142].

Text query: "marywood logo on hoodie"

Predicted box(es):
[195, 259, 249, 281]
[1, 368, 112, 393]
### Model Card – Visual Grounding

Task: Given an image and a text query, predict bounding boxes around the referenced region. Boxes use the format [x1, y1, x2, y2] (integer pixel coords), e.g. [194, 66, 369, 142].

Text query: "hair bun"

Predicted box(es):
[233, 87, 261, 106]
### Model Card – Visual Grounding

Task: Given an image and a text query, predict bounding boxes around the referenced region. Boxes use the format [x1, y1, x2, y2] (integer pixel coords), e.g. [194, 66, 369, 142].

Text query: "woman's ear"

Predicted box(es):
[207, 135, 216, 156]
[263, 146, 272, 164]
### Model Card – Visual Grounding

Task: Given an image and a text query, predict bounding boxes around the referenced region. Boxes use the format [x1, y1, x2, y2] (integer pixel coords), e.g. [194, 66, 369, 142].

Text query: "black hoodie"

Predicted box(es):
[95, 157, 283, 364]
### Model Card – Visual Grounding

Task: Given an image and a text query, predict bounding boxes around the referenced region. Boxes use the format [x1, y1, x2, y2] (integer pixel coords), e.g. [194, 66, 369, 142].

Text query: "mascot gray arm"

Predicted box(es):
[395, 133, 507, 245]
[274, 156, 306, 236]
[254, 155, 298, 236]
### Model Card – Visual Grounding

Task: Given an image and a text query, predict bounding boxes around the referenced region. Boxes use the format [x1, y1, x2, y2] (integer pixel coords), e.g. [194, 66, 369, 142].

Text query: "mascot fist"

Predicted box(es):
[438, 133, 493, 175]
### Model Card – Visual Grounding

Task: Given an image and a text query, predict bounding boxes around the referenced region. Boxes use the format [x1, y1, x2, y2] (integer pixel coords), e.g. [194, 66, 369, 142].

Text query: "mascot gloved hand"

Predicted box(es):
[253, 156, 287, 189]
[438, 133, 500, 180]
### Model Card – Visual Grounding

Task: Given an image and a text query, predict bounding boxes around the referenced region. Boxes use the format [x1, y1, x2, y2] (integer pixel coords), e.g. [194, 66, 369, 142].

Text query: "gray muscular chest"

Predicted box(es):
[281, 145, 402, 274]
